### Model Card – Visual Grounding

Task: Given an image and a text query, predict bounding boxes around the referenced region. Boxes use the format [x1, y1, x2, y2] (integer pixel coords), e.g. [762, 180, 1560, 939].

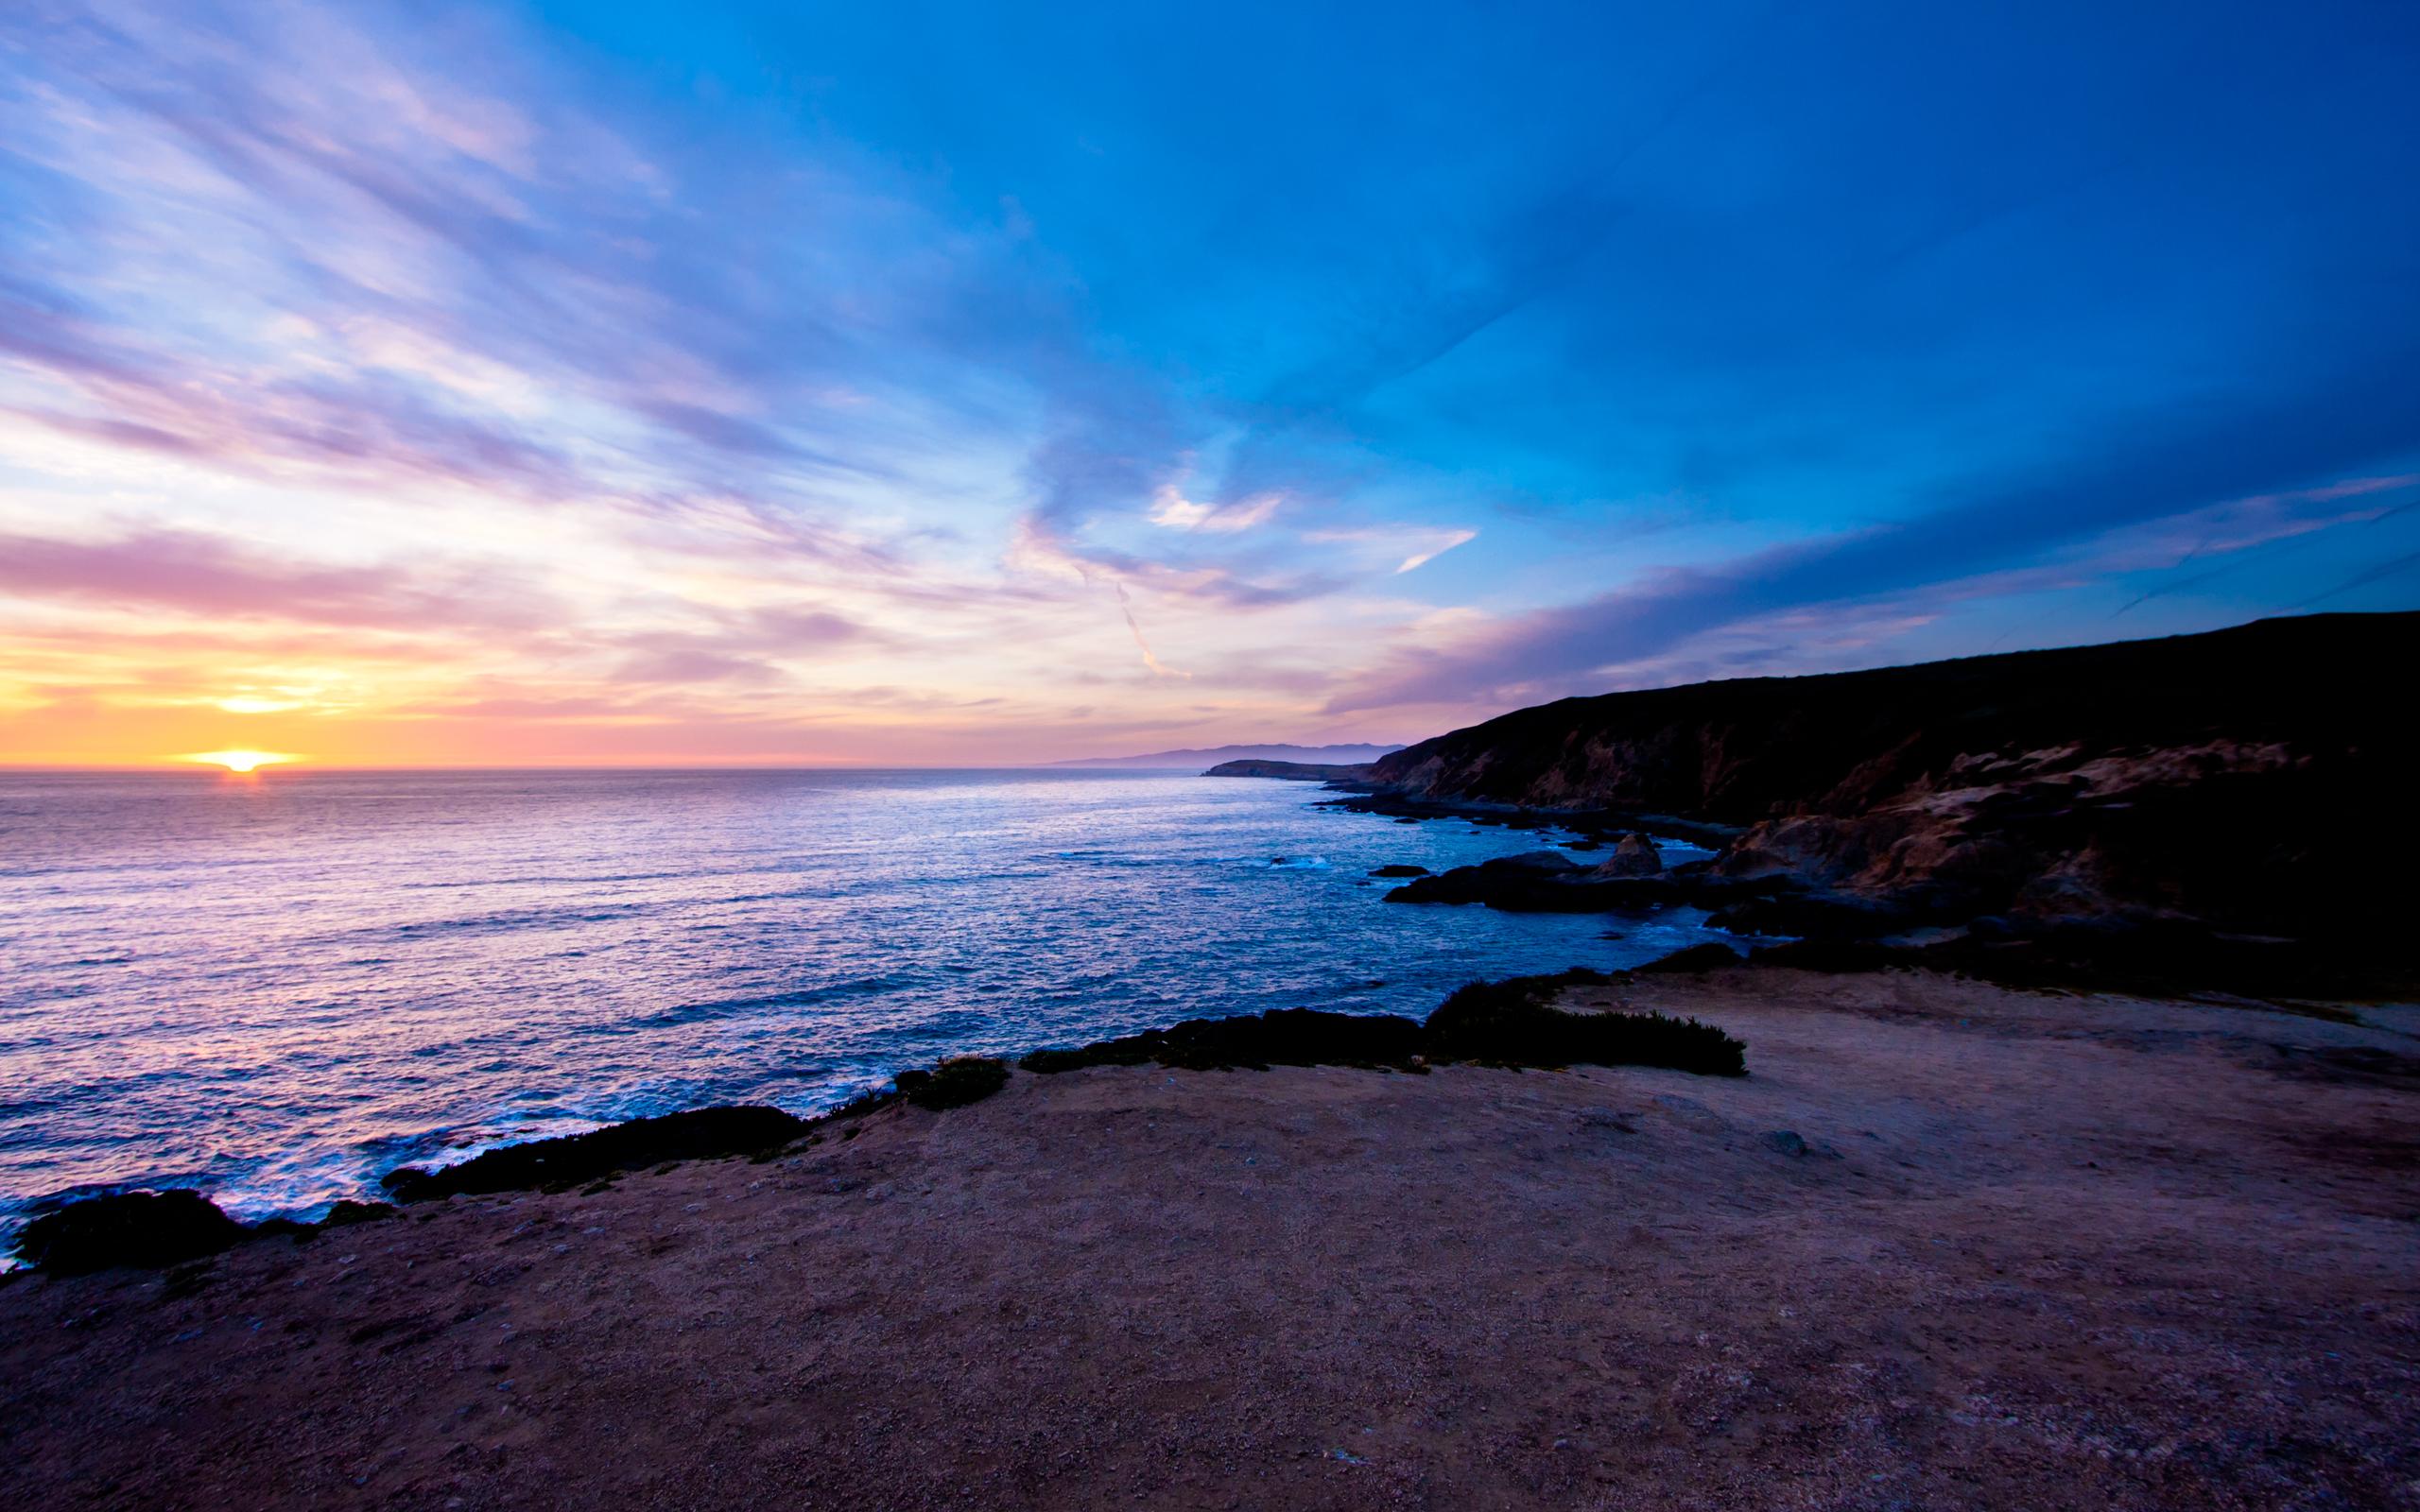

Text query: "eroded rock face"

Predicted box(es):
[11, 1190, 249, 1276]
[1361, 613, 2416, 953]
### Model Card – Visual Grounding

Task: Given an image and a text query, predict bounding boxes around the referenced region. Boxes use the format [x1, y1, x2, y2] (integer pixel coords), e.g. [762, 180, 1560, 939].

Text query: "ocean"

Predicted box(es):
[0, 766, 1732, 1239]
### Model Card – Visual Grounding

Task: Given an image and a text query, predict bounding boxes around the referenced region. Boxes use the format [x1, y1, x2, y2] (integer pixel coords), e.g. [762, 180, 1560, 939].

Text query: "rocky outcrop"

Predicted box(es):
[1594, 833, 1663, 878]
[1364, 613, 2418, 974]
[1383, 854, 1784, 913]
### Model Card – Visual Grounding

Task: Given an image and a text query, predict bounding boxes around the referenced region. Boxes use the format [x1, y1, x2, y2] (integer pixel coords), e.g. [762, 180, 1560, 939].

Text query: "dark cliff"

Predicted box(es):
[1368, 612, 2417, 947]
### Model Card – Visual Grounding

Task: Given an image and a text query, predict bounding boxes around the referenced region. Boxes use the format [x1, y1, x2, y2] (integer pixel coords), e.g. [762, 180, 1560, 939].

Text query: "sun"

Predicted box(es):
[182, 749, 300, 774]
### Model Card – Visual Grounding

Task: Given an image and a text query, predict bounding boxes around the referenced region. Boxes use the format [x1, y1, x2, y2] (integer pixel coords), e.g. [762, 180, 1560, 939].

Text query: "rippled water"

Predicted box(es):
[0, 767, 1729, 1235]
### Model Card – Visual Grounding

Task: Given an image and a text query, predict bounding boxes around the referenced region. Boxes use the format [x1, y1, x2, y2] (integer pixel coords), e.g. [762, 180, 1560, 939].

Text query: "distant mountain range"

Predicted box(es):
[1049, 742, 1404, 770]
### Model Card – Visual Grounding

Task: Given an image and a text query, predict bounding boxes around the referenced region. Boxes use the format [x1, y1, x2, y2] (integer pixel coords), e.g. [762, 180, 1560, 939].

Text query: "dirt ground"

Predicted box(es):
[3, 968, 2415, 1510]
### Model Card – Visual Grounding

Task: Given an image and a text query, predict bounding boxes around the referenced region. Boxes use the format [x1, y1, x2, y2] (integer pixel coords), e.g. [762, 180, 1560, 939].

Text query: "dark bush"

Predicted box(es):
[382, 1105, 809, 1202]
[1021, 1037, 1161, 1074]
[1749, 938, 1910, 972]
[1425, 972, 1745, 1075]
[1024, 989, 1742, 1077]
[12, 1190, 249, 1276]
[1025, 1007, 1427, 1074]
[1631, 942, 1745, 973]
[897, 1056, 1011, 1109]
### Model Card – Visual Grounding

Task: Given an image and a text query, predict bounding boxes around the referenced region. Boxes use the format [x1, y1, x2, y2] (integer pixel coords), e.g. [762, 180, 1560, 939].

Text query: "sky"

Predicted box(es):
[2, 0, 2416, 766]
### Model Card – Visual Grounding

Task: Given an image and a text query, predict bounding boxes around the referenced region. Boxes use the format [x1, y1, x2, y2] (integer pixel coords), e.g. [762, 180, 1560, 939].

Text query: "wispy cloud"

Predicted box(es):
[3, 0, 2416, 763]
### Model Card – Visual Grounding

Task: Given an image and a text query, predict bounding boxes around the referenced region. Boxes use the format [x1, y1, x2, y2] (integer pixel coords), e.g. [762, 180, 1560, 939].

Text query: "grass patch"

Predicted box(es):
[1024, 1007, 1427, 1074]
[1026, 984, 1745, 1078]
[1426, 971, 1747, 1076]
[11, 1190, 250, 1276]
[896, 1056, 1011, 1109]
[381, 1106, 810, 1202]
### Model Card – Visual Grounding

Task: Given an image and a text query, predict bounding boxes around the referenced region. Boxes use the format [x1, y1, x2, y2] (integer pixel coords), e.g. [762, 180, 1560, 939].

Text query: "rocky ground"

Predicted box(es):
[3, 967, 2415, 1510]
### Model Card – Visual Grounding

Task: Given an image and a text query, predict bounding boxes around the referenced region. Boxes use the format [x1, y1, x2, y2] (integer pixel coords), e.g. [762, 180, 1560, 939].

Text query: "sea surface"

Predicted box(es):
[0, 767, 1733, 1240]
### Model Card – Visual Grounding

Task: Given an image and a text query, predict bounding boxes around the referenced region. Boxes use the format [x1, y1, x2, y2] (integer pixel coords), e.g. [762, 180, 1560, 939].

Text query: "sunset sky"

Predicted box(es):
[3, 0, 2417, 766]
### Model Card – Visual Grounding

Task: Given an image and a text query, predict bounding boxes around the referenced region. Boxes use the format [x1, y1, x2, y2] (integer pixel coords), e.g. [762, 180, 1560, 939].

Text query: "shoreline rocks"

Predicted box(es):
[1295, 614, 2420, 996]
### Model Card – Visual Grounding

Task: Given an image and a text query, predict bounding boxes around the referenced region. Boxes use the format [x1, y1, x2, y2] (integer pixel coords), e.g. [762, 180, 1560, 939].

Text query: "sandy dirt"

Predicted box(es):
[3, 968, 2415, 1510]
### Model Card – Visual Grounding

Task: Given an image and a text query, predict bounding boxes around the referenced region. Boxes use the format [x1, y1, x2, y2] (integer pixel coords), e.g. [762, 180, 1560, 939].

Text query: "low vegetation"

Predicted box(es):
[897, 1056, 1011, 1109]
[380, 1105, 811, 1202]
[1425, 970, 1747, 1075]
[1025, 1007, 1428, 1074]
[1027, 962, 1748, 1078]
[22, 964, 1745, 1273]
[11, 1189, 250, 1276]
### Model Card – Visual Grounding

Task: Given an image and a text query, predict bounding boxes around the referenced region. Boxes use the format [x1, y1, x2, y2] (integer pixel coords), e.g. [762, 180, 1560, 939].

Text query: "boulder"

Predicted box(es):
[1369, 864, 1429, 878]
[11, 1190, 249, 1275]
[1592, 833, 1663, 878]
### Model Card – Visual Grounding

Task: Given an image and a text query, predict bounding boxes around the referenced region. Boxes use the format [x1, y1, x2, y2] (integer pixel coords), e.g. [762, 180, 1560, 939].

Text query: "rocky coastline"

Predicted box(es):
[1268, 613, 2419, 998]
[5, 963, 2413, 1509]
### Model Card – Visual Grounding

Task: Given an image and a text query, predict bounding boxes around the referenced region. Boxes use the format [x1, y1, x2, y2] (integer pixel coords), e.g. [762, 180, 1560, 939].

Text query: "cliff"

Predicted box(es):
[1365, 612, 2418, 956]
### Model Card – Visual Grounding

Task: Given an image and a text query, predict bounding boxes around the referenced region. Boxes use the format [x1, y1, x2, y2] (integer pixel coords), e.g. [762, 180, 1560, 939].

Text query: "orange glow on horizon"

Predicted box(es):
[182, 749, 301, 774]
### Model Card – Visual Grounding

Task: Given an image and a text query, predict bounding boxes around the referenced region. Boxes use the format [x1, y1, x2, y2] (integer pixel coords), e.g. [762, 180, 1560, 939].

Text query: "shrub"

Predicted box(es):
[1631, 943, 1745, 973]
[1425, 972, 1745, 1076]
[897, 1056, 1011, 1109]
[11, 1189, 249, 1276]
[1024, 1007, 1426, 1074]
[382, 1105, 809, 1202]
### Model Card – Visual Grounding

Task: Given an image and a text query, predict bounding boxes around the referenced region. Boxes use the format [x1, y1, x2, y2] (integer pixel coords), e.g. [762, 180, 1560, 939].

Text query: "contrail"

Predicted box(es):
[1113, 581, 1186, 679]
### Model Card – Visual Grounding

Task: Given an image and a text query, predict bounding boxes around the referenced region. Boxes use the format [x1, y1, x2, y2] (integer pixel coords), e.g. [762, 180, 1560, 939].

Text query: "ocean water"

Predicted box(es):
[0, 767, 1729, 1238]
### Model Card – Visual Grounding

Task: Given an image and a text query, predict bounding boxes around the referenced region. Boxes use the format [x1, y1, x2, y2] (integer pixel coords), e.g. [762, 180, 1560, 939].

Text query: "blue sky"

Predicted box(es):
[1, 0, 2415, 763]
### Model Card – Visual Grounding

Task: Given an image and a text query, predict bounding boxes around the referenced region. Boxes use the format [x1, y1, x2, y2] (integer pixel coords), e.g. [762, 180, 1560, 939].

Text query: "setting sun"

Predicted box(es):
[182, 749, 300, 774]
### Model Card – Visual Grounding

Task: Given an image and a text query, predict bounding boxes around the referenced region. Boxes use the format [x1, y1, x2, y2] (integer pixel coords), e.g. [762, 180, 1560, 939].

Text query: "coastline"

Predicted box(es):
[6, 965, 2414, 1509]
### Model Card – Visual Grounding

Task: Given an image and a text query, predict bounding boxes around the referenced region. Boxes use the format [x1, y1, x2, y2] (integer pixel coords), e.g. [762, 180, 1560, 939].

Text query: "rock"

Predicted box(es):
[1497, 850, 1581, 871]
[1632, 942, 1745, 974]
[1592, 833, 1663, 878]
[1348, 612, 2420, 993]
[12, 1190, 250, 1275]
[1761, 1129, 1841, 1159]
[1385, 858, 1789, 914]
[323, 1199, 397, 1227]
[1369, 864, 1429, 878]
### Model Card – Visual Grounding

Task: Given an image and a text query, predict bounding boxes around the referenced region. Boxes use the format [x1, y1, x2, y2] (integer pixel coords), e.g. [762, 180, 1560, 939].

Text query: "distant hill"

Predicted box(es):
[1201, 759, 1377, 782]
[1049, 743, 1403, 770]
